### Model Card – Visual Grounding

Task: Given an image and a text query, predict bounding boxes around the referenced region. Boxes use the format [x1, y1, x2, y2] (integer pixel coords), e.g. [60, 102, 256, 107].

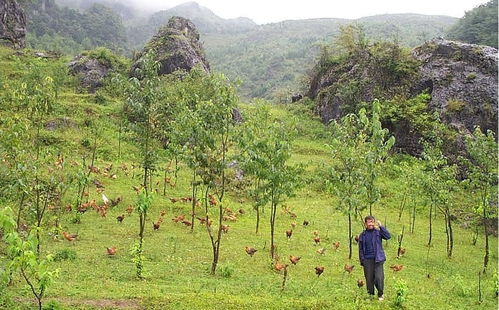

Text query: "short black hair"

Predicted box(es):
[364, 215, 375, 222]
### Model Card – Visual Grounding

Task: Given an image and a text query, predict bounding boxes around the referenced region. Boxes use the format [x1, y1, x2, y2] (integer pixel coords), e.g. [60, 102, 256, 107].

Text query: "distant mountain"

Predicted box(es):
[28, 1, 459, 100]
[124, 3, 457, 99]
[202, 14, 457, 99]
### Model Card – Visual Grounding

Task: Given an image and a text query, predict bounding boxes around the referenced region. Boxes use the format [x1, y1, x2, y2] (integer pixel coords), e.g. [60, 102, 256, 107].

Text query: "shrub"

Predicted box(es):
[447, 99, 466, 112]
[53, 249, 77, 262]
[218, 263, 235, 278]
[394, 279, 409, 308]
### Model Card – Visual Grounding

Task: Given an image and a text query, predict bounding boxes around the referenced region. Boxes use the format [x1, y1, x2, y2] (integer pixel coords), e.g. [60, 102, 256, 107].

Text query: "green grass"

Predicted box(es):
[0, 48, 497, 310]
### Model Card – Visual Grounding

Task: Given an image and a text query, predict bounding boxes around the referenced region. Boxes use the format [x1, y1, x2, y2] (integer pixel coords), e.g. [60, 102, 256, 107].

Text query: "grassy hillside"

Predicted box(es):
[0, 46, 497, 310]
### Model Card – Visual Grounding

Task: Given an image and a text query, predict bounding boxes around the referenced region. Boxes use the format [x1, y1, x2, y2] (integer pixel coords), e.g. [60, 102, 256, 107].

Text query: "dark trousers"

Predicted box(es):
[362, 259, 384, 297]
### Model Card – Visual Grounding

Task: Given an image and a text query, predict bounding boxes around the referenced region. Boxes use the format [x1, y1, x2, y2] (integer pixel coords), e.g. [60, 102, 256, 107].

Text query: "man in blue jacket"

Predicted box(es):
[358, 215, 391, 301]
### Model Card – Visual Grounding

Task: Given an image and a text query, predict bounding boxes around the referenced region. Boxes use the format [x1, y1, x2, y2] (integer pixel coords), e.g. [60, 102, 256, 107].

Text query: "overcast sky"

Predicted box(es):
[126, 0, 491, 24]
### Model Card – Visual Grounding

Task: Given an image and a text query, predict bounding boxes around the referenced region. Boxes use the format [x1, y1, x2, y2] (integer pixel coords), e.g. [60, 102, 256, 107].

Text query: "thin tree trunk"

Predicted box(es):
[16, 192, 26, 233]
[398, 192, 407, 221]
[428, 204, 433, 247]
[348, 210, 352, 260]
[483, 207, 489, 272]
[190, 170, 197, 233]
[411, 204, 416, 233]
[447, 211, 453, 258]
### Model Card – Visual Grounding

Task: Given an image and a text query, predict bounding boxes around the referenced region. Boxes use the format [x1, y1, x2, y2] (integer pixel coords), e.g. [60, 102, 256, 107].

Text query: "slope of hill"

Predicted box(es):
[0, 45, 497, 310]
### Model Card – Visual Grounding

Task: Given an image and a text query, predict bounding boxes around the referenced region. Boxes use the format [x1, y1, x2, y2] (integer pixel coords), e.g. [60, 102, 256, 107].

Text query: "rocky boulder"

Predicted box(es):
[308, 38, 498, 155]
[68, 55, 112, 93]
[0, 0, 26, 49]
[412, 38, 498, 136]
[131, 16, 210, 77]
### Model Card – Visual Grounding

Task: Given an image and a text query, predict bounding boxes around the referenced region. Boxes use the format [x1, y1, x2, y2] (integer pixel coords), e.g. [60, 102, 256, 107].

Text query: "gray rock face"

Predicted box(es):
[68, 56, 112, 93]
[412, 38, 498, 136]
[131, 16, 210, 77]
[309, 38, 498, 154]
[0, 0, 26, 49]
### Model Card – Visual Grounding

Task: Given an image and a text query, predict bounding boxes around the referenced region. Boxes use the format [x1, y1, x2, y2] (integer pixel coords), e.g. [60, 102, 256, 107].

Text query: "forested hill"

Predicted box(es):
[26, 1, 457, 99]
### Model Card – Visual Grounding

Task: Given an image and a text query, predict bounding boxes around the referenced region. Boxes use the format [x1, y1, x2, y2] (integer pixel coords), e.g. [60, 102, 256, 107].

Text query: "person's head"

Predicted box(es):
[364, 215, 376, 230]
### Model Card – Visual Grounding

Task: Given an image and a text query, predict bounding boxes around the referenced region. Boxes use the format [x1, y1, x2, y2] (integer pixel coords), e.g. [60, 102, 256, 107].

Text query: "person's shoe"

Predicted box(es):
[378, 295, 384, 301]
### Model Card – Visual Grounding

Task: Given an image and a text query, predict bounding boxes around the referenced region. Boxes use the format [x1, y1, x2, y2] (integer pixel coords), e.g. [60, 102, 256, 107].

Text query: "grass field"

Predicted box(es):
[0, 46, 497, 310]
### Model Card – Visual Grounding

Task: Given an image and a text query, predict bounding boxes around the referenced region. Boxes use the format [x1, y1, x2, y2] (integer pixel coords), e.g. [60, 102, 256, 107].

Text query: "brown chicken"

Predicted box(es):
[153, 221, 161, 230]
[116, 214, 125, 223]
[399, 248, 406, 255]
[62, 232, 78, 242]
[245, 246, 257, 257]
[313, 236, 321, 245]
[221, 224, 229, 233]
[181, 220, 192, 227]
[315, 266, 325, 277]
[106, 247, 117, 256]
[290, 222, 297, 229]
[238, 208, 245, 215]
[170, 197, 179, 203]
[357, 279, 365, 288]
[303, 220, 309, 226]
[332, 241, 340, 251]
[275, 263, 287, 272]
[172, 215, 185, 223]
[344, 264, 354, 274]
[160, 210, 167, 217]
[126, 205, 134, 215]
[289, 256, 301, 265]
[286, 229, 293, 240]
[390, 264, 404, 272]
[316, 247, 326, 255]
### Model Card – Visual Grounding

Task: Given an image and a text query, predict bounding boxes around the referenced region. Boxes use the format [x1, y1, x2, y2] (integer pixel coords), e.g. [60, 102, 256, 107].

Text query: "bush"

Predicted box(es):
[447, 99, 466, 112]
[53, 249, 77, 262]
[218, 263, 234, 278]
[394, 279, 409, 308]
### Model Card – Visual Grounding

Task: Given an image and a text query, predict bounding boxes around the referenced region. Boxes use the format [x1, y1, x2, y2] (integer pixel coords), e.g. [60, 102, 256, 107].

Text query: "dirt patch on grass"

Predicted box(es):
[59, 298, 144, 309]
[17, 297, 144, 309]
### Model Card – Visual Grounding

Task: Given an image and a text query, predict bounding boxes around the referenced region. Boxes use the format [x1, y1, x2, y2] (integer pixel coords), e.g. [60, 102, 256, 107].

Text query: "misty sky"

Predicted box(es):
[126, 0, 491, 24]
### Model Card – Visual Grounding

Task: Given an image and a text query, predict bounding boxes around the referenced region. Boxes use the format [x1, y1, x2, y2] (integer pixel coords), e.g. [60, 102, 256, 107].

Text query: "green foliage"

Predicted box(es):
[218, 263, 235, 278]
[81, 47, 129, 71]
[447, 98, 466, 112]
[453, 274, 473, 297]
[0, 207, 59, 310]
[394, 279, 409, 308]
[130, 241, 145, 279]
[447, 0, 498, 48]
[53, 249, 77, 262]
[24, 1, 128, 55]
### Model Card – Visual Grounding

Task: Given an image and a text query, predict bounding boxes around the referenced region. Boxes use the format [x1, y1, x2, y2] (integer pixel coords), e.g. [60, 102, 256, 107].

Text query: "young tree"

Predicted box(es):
[237, 105, 302, 259]
[362, 100, 395, 215]
[463, 127, 498, 272]
[125, 51, 162, 278]
[420, 138, 457, 251]
[165, 69, 240, 274]
[0, 207, 59, 310]
[328, 113, 367, 260]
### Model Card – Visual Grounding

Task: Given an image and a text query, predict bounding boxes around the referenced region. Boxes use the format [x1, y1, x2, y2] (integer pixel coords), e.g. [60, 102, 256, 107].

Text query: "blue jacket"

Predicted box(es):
[358, 225, 391, 264]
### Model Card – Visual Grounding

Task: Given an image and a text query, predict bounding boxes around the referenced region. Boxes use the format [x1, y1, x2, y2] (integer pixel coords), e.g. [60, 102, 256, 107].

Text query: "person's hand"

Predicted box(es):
[375, 220, 381, 230]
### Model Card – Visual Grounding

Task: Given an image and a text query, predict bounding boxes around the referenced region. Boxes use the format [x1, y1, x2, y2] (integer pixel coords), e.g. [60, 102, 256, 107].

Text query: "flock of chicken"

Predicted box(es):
[59, 161, 405, 284]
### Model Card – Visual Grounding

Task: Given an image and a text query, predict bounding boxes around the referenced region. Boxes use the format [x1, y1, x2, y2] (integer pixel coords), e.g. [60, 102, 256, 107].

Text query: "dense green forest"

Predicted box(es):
[24, 0, 128, 55]
[447, 0, 498, 48]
